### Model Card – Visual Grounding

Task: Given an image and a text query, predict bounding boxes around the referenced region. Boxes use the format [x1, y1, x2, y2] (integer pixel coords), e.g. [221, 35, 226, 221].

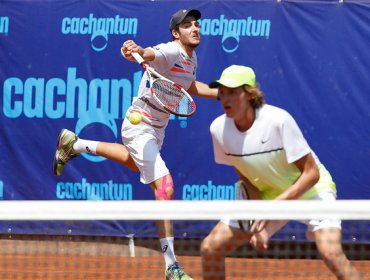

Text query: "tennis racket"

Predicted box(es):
[129, 52, 196, 117]
[236, 180, 254, 233]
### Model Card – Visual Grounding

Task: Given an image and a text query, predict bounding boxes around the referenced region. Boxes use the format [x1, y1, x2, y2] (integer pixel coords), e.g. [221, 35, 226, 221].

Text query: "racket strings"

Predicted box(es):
[153, 80, 194, 115]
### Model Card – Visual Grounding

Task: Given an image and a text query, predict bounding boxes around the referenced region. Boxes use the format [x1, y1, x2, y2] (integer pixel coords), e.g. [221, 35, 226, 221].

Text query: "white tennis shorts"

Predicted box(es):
[121, 117, 169, 184]
[222, 190, 341, 234]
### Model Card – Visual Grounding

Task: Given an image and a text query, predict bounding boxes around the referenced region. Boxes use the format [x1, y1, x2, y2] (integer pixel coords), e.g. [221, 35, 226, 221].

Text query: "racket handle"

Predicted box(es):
[120, 48, 144, 65]
[131, 52, 145, 64]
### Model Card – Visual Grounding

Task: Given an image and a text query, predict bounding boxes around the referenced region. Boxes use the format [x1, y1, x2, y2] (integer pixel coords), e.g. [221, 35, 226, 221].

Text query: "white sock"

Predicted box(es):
[73, 138, 98, 154]
[160, 237, 176, 268]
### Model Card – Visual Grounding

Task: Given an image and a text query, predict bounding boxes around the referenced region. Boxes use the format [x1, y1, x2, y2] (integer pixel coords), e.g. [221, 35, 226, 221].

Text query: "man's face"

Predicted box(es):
[218, 86, 249, 118]
[173, 16, 200, 48]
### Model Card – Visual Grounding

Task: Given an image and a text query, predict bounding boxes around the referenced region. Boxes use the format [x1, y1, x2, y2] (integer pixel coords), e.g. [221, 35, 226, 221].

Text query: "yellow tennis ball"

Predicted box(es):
[129, 112, 142, 125]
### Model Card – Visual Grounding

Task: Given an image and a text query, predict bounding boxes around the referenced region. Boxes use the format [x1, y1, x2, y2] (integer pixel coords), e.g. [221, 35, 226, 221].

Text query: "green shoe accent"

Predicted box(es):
[165, 262, 193, 280]
[53, 129, 80, 176]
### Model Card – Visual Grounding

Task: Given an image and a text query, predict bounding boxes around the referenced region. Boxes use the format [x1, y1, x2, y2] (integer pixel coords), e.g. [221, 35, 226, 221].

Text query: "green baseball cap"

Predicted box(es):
[209, 65, 256, 88]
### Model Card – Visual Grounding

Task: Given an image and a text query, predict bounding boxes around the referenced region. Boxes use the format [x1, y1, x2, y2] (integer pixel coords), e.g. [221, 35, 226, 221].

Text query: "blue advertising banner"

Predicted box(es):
[1, 1, 369, 240]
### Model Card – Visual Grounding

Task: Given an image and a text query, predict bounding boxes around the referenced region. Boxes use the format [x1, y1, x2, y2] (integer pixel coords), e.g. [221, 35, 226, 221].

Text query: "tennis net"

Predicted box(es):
[0, 200, 369, 279]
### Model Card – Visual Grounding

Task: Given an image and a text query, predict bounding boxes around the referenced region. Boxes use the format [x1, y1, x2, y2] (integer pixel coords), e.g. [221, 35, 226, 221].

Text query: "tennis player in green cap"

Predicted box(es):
[200, 65, 362, 280]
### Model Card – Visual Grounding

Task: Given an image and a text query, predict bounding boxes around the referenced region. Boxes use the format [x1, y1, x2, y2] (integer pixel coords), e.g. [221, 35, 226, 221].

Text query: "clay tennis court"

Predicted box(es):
[0, 235, 368, 279]
[0, 255, 369, 279]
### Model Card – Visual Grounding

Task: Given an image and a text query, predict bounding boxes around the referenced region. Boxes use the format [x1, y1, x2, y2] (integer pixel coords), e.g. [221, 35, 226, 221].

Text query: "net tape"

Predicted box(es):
[0, 200, 368, 221]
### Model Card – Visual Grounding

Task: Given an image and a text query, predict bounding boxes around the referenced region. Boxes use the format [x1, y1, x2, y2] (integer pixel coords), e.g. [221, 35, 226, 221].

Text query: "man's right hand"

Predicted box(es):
[120, 40, 143, 62]
[250, 230, 269, 251]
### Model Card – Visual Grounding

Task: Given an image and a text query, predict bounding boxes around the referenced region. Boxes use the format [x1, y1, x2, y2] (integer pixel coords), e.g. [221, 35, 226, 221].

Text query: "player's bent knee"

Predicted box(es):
[158, 186, 175, 200]
[200, 240, 211, 255]
[200, 237, 220, 256]
[155, 174, 174, 200]
[320, 250, 343, 263]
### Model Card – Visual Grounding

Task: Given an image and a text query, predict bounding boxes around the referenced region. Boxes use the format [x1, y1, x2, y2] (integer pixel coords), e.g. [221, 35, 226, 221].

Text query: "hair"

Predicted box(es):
[171, 25, 180, 41]
[243, 84, 265, 109]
